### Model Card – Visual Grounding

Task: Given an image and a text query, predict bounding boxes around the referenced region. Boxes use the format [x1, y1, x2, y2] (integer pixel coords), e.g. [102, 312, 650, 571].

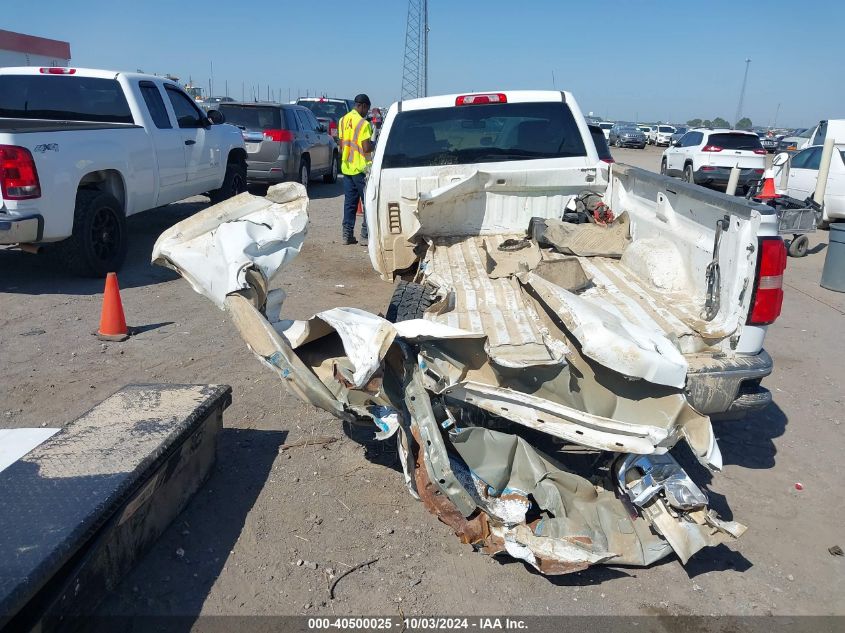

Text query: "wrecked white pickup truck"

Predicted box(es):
[153, 90, 787, 575]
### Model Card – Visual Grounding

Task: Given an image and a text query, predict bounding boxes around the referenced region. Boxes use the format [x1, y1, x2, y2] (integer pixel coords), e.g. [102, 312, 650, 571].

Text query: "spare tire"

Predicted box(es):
[385, 281, 434, 323]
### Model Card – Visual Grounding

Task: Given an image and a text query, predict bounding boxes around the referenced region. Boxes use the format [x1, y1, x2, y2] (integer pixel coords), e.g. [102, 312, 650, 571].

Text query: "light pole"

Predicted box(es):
[735, 58, 751, 128]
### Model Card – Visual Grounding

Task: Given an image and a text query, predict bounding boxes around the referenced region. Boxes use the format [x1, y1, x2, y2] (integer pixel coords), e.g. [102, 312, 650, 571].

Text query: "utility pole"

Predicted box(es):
[735, 58, 751, 128]
[401, 0, 428, 99]
[771, 102, 781, 130]
[210, 61, 214, 97]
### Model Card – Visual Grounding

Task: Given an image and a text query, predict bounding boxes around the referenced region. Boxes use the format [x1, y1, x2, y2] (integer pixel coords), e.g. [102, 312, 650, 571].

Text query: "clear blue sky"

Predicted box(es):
[4, 0, 841, 127]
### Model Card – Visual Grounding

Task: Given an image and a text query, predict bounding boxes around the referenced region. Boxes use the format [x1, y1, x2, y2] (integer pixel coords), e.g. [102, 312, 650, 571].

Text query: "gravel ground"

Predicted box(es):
[1, 146, 843, 620]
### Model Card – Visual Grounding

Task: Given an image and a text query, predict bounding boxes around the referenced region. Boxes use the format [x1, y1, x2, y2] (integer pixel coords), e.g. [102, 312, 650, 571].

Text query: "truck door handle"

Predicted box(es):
[185, 140, 196, 145]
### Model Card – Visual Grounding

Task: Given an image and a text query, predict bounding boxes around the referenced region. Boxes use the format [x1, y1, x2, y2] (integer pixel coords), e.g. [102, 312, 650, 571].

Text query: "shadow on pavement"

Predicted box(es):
[0, 199, 210, 297]
[92, 427, 286, 629]
[715, 402, 787, 471]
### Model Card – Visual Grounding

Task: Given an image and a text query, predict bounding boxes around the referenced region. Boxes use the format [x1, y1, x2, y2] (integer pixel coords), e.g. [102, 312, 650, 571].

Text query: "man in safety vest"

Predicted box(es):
[338, 94, 375, 245]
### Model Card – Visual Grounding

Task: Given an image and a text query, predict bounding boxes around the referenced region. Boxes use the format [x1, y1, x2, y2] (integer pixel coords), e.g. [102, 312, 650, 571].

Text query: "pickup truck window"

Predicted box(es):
[139, 81, 172, 129]
[381, 102, 587, 168]
[0, 75, 133, 124]
[164, 85, 206, 129]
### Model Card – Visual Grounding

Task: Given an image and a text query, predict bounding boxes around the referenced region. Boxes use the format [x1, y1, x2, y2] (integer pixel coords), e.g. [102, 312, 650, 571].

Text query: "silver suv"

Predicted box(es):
[217, 102, 337, 186]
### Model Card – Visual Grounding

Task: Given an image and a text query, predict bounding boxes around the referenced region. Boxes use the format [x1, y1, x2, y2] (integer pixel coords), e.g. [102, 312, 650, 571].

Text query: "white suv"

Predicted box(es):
[653, 125, 676, 146]
[661, 128, 766, 192]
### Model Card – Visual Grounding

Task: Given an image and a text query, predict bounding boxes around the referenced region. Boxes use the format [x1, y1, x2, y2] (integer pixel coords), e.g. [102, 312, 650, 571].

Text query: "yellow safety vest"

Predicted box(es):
[338, 110, 372, 176]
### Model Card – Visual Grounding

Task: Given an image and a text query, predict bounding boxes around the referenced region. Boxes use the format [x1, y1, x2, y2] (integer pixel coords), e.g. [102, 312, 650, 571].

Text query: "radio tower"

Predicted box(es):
[734, 58, 751, 128]
[401, 0, 428, 100]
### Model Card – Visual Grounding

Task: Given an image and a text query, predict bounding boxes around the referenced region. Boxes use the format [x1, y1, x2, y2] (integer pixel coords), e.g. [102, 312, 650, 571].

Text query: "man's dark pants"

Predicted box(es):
[342, 173, 368, 241]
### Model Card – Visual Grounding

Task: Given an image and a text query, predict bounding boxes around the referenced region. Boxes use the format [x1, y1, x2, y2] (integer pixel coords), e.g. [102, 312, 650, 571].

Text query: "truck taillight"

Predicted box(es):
[753, 149, 767, 155]
[701, 145, 722, 152]
[455, 93, 507, 106]
[329, 120, 337, 136]
[263, 129, 294, 142]
[747, 237, 787, 325]
[39, 67, 76, 74]
[0, 145, 41, 200]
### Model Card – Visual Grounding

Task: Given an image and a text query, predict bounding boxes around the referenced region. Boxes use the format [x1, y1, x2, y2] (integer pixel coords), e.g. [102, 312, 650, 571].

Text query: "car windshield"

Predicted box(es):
[798, 128, 813, 138]
[381, 101, 588, 168]
[658, 126, 674, 133]
[621, 128, 639, 133]
[599, 123, 613, 130]
[218, 105, 282, 130]
[299, 100, 347, 121]
[674, 128, 687, 134]
[707, 133, 763, 150]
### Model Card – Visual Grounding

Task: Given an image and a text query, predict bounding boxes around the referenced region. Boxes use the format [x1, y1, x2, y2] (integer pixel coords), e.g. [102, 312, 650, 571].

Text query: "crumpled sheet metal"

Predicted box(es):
[152, 183, 308, 309]
[153, 184, 744, 576]
[520, 270, 689, 388]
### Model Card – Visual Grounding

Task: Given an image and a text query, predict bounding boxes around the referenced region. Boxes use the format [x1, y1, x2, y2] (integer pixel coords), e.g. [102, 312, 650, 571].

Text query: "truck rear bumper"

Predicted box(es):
[0, 213, 43, 244]
[685, 349, 773, 417]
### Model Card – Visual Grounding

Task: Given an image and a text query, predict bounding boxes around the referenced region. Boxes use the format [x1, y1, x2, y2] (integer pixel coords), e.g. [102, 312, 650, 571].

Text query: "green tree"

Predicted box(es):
[703, 119, 713, 128]
[687, 118, 703, 127]
[712, 117, 730, 128]
[735, 117, 753, 130]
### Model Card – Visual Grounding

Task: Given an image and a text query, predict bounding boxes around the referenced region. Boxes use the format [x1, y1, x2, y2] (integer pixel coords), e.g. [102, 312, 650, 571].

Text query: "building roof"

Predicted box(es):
[0, 29, 71, 60]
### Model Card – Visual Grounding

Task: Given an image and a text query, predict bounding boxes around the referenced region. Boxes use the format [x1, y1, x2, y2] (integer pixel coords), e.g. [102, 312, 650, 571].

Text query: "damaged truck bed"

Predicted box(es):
[151, 177, 779, 575]
[151, 88, 783, 576]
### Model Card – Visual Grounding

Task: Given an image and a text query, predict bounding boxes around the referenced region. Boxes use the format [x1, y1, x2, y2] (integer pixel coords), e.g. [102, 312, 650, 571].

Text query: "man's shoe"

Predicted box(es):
[342, 236, 358, 245]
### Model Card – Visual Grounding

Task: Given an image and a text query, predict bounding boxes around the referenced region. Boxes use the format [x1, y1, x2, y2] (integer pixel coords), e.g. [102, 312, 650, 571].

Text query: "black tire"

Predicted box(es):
[660, 159, 667, 175]
[54, 190, 127, 277]
[683, 164, 694, 183]
[298, 158, 310, 188]
[788, 234, 809, 257]
[385, 281, 434, 323]
[209, 159, 247, 204]
[323, 152, 338, 183]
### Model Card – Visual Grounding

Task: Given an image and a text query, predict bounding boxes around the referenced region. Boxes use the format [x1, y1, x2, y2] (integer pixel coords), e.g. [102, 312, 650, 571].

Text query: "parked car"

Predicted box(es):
[661, 128, 766, 192]
[756, 131, 778, 153]
[0, 66, 246, 276]
[777, 128, 811, 153]
[670, 126, 688, 145]
[598, 121, 614, 140]
[772, 145, 845, 226]
[296, 97, 354, 144]
[217, 102, 337, 187]
[201, 96, 236, 111]
[609, 124, 647, 148]
[653, 125, 676, 147]
[588, 124, 614, 163]
[638, 125, 655, 142]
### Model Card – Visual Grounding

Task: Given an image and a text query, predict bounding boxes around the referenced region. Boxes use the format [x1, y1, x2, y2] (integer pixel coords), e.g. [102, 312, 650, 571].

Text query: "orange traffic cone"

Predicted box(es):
[97, 272, 129, 341]
[356, 199, 363, 216]
[757, 170, 779, 200]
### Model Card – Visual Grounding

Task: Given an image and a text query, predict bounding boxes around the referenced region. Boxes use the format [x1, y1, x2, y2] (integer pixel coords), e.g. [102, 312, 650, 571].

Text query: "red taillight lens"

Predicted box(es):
[39, 67, 76, 74]
[753, 149, 767, 155]
[700, 166, 716, 171]
[748, 237, 787, 325]
[701, 145, 722, 152]
[600, 158, 615, 163]
[0, 145, 41, 200]
[455, 93, 507, 106]
[329, 120, 337, 135]
[263, 129, 294, 142]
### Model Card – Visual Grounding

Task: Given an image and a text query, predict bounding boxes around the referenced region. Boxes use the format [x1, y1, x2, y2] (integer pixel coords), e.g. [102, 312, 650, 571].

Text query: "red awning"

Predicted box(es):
[0, 29, 71, 60]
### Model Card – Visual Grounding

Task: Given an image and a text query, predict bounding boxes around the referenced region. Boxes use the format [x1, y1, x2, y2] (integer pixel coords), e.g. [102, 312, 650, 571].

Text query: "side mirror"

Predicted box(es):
[207, 109, 225, 125]
[772, 152, 790, 167]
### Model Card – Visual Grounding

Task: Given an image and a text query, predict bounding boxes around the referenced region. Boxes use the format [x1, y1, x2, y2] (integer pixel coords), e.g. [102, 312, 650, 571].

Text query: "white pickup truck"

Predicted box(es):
[153, 89, 787, 575]
[0, 67, 247, 276]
